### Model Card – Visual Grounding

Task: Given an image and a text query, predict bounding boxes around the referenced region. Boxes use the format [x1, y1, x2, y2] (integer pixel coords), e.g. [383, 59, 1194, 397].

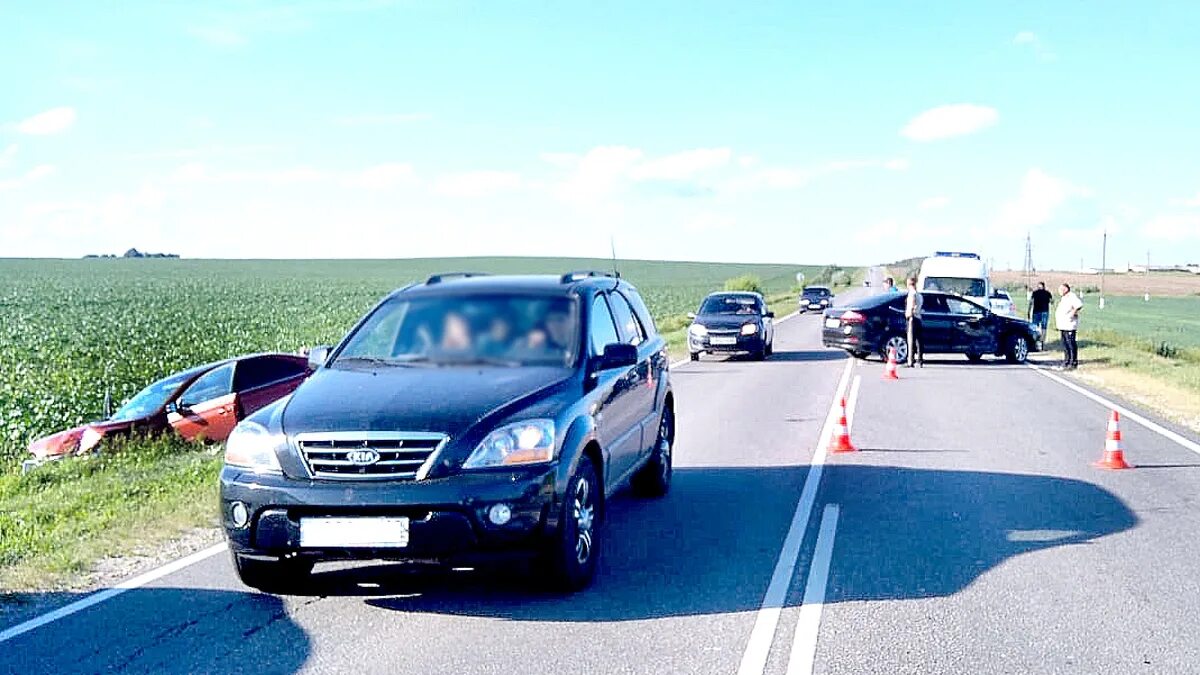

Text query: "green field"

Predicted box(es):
[0, 257, 828, 470]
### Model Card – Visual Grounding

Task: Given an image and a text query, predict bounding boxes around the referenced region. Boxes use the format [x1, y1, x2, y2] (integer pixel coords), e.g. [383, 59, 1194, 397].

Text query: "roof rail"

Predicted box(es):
[425, 272, 490, 285]
[560, 270, 620, 284]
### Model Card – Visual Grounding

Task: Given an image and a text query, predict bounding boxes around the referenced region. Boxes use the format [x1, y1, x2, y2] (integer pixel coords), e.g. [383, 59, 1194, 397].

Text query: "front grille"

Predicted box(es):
[707, 329, 739, 337]
[295, 432, 448, 480]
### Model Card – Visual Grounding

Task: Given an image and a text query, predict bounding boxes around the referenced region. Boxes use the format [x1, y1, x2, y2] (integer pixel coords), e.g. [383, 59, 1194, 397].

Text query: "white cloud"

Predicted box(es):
[919, 196, 950, 210]
[855, 219, 953, 244]
[0, 164, 56, 191]
[344, 163, 417, 189]
[0, 144, 16, 168]
[901, 104, 998, 142]
[994, 168, 1091, 235]
[1142, 214, 1200, 241]
[1171, 192, 1200, 208]
[334, 113, 432, 126]
[15, 107, 77, 135]
[629, 147, 731, 180]
[187, 26, 248, 46]
[556, 145, 643, 204]
[435, 170, 522, 198]
[169, 162, 327, 185]
[1012, 30, 1057, 61]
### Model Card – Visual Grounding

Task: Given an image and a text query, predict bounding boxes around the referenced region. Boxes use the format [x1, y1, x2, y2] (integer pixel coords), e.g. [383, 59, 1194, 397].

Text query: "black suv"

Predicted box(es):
[220, 272, 674, 593]
[798, 286, 833, 313]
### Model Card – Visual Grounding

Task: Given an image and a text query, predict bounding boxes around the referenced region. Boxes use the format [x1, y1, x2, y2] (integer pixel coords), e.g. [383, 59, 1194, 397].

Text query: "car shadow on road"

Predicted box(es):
[293, 465, 1139, 621]
[765, 350, 849, 362]
[0, 588, 310, 675]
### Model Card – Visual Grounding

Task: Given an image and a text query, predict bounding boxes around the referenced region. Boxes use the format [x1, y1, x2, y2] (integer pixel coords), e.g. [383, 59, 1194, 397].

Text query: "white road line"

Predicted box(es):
[1027, 364, 1200, 457]
[736, 357, 855, 675]
[0, 542, 227, 645]
[786, 504, 841, 675]
[845, 375, 861, 431]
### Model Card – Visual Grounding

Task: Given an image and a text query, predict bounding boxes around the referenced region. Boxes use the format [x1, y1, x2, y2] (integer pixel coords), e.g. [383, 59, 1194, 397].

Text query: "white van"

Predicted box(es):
[917, 252, 1011, 314]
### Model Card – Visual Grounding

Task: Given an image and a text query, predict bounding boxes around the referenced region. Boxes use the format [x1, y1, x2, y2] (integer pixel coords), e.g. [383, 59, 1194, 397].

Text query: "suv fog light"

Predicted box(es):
[488, 503, 512, 526]
[230, 501, 250, 529]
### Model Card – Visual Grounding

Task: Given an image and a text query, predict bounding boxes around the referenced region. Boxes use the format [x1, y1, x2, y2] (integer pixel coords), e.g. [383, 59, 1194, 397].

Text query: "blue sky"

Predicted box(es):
[3, 1, 1200, 268]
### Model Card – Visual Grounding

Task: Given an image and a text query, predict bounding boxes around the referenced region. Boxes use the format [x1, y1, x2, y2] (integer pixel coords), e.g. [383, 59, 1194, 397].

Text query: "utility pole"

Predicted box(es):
[1099, 228, 1107, 309]
[1023, 232, 1033, 295]
[1145, 250, 1151, 302]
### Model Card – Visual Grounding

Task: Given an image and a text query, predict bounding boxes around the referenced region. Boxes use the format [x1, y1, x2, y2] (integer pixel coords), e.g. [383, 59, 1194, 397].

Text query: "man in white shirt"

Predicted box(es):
[1055, 283, 1084, 370]
[905, 277, 923, 367]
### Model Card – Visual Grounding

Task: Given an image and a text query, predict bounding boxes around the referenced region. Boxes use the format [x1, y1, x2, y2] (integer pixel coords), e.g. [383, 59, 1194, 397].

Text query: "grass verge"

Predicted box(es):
[0, 435, 222, 593]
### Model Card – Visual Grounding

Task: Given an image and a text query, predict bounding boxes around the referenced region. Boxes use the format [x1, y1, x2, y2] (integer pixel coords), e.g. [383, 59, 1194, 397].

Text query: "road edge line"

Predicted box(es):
[1026, 364, 1200, 457]
[786, 503, 841, 675]
[0, 542, 227, 645]
[736, 357, 854, 675]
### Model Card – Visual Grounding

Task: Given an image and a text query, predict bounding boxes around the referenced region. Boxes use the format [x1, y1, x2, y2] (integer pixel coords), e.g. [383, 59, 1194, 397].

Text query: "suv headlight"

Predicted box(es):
[463, 419, 556, 469]
[740, 323, 759, 335]
[688, 324, 707, 337]
[224, 421, 283, 473]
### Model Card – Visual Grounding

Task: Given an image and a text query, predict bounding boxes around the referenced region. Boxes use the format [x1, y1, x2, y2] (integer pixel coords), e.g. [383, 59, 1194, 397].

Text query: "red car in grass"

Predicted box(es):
[25, 353, 311, 468]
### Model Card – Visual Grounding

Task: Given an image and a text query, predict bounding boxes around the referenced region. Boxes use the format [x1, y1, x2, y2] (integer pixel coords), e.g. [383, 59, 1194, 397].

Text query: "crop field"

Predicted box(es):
[0, 257, 818, 470]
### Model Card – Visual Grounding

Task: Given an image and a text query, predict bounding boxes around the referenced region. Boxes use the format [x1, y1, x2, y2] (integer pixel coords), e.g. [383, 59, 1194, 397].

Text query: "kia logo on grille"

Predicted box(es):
[346, 448, 380, 466]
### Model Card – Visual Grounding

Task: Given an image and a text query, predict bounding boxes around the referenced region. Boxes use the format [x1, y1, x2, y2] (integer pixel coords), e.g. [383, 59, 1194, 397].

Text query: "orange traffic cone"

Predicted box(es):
[1094, 410, 1132, 470]
[883, 347, 900, 380]
[829, 398, 857, 453]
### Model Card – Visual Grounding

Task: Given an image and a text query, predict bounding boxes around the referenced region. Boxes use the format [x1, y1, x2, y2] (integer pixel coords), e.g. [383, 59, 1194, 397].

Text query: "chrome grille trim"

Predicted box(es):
[294, 431, 449, 481]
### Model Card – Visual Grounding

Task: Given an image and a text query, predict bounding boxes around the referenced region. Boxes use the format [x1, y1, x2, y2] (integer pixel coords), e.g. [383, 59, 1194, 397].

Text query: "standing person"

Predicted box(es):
[904, 276, 923, 367]
[1055, 283, 1084, 370]
[1028, 282, 1053, 346]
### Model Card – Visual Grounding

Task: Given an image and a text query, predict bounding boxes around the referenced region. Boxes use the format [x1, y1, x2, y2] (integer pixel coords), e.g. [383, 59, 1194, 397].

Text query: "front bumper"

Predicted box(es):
[688, 333, 765, 353]
[220, 464, 557, 562]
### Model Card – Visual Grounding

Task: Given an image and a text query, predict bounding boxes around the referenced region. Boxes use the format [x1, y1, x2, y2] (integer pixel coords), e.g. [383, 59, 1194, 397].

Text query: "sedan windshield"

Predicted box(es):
[923, 277, 986, 297]
[334, 295, 579, 367]
[700, 295, 760, 315]
[109, 372, 191, 422]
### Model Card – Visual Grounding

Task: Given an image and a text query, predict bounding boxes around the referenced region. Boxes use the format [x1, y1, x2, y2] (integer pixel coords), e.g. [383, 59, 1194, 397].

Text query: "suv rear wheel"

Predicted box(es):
[539, 455, 600, 592]
[632, 407, 673, 498]
[233, 553, 313, 594]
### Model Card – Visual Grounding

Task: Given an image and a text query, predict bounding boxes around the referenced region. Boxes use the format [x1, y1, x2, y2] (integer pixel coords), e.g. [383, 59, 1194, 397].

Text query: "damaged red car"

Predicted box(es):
[25, 353, 311, 469]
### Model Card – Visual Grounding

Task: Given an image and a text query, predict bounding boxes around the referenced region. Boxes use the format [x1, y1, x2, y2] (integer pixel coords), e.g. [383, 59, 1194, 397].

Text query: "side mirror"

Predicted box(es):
[765, 311, 776, 318]
[166, 401, 187, 415]
[687, 312, 696, 320]
[597, 343, 638, 370]
[307, 345, 332, 370]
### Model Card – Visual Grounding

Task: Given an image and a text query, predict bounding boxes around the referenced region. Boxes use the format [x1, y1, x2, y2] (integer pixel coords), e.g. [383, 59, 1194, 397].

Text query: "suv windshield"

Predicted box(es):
[335, 294, 579, 367]
[923, 277, 986, 297]
[803, 288, 829, 297]
[109, 372, 191, 422]
[700, 295, 760, 315]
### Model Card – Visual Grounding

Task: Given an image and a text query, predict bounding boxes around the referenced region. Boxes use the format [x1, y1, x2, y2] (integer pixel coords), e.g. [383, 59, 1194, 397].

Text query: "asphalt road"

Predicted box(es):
[4, 289, 1200, 674]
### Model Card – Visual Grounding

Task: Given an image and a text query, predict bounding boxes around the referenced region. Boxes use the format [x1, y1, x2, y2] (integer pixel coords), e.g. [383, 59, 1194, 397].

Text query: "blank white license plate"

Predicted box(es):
[711, 336, 737, 345]
[299, 517, 409, 548]
[824, 318, 840, 328]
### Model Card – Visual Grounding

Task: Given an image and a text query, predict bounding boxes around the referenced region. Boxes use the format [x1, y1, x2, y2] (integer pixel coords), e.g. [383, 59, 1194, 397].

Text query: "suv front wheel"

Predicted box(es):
[539, 455, 601, 592]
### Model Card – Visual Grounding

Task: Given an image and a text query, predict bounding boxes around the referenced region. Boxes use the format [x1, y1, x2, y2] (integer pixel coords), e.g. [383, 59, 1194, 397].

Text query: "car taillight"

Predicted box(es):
[840, 310, 866, 324]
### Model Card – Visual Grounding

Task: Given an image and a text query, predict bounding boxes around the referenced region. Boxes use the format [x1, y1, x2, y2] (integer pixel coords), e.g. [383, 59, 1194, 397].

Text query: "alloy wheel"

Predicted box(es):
[573, 477, 594, 565]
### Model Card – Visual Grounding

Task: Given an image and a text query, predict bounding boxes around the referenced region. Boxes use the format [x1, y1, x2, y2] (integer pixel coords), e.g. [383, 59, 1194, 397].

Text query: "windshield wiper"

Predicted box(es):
[333, 356, 416, 368]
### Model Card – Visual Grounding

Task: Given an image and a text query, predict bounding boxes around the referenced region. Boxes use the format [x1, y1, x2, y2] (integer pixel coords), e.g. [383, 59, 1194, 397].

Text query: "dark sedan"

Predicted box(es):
[821, 291, 1041, 364]
[25, 353, 311, 468]
[798, 286, 834, 313]
[687, 292, 775, 361]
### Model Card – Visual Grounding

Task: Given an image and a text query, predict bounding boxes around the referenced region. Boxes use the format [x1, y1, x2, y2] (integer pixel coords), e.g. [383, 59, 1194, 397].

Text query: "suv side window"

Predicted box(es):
[179, 363, 234, 407]
[609, 292, 646, 346]
[622, 288, 657, 336]
[589, 295, 621, 356]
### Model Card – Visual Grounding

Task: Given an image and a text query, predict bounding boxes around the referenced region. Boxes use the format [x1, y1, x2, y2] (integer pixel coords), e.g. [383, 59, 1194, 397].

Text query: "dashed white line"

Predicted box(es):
[786, 503, 841, 675]
[736, 357, 855, 675]
[0, 543, 227, 645]
[1027, 364, 1200, 457]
